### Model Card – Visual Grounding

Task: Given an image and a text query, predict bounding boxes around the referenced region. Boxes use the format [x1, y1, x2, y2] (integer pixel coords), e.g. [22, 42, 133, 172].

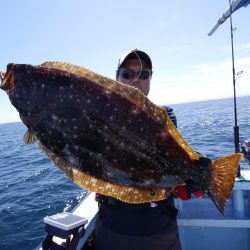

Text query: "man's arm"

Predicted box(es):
[163, 106, 205, 200]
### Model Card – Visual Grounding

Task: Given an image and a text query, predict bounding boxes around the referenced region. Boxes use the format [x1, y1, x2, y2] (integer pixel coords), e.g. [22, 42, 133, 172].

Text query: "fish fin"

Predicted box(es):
[23, 130, 37, 144]
[208, 153, 243, 214]
[39, 142, 171, 203]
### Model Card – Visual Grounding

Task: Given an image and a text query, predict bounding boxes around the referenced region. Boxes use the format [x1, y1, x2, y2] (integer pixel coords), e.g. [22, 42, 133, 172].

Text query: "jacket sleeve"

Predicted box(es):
[163, 106, 177, 128]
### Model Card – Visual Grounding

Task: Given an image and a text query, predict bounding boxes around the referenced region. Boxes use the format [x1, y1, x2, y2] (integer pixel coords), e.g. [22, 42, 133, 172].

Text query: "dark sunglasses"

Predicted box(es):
[120, 68, 151, 80]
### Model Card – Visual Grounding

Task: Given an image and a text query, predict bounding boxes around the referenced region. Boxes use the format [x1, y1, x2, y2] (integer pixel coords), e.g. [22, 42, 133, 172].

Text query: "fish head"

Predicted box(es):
[1, 64, 15, 94]
[1, 63, 56, 125]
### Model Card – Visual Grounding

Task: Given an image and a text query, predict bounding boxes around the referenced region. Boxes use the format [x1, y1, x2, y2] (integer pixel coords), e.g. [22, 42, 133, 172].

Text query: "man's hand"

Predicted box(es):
[173, 179, 205, 200]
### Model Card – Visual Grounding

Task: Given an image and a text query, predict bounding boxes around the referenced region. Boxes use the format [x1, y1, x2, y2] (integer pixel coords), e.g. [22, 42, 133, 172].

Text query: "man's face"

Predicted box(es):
[116, 59, 152, 96]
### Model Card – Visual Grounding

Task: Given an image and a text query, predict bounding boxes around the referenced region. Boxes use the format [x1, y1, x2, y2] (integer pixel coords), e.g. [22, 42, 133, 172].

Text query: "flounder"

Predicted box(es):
[0, 62, 242, 214]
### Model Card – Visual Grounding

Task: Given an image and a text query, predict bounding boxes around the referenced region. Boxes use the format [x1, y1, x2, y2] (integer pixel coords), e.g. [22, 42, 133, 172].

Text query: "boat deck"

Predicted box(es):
[177, 169, 250, 250]
[38, 170, 250, 250]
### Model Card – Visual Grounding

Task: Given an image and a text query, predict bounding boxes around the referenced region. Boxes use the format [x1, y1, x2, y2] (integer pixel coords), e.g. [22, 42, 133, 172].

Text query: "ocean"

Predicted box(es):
[0, 96, 250, 250]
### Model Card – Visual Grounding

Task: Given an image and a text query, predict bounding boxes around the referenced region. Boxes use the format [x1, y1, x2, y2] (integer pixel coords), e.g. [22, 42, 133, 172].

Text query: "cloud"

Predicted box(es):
[192, 57, 250, 73]
[241, 43, 250, 50]
[149, 56, 250, 105]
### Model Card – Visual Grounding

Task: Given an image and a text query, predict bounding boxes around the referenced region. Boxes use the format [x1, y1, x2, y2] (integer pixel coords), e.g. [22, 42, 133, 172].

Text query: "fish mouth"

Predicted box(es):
[0, 64, 15, 94]
[0, 71, 5, 81]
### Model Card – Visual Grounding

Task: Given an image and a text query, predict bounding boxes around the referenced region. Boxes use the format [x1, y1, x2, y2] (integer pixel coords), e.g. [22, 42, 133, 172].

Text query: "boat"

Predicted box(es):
[36, 169, 250, 250]
[36, 1, 250, 249]
[37, 192, 98, 250]
[241, 139, 250, 163]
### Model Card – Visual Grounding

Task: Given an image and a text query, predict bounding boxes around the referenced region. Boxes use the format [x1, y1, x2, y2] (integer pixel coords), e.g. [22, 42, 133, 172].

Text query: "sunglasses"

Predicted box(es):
[120, 68, 151, 80]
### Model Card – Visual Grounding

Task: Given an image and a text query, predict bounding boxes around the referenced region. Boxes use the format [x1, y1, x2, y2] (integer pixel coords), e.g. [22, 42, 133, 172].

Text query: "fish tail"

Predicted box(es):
[207, 153, 243, 214]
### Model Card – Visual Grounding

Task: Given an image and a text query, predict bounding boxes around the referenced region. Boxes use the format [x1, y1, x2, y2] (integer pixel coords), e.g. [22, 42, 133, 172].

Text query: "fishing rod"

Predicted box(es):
[229, 0, 241, 177]
[208, 0, 249, 177]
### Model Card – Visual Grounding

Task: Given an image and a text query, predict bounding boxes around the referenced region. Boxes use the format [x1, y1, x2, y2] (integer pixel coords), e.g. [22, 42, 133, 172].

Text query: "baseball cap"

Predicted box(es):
[117, 49, 152, 70]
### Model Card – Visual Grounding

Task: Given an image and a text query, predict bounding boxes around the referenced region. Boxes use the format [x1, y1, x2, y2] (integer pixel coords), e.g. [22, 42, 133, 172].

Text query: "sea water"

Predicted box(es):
[0, 96, 249, 250]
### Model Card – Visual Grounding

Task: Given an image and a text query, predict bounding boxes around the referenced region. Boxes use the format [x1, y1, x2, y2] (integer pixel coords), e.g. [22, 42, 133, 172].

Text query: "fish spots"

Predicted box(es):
[144, 180, 154, 186]
[89, 179, 98, 188]
[105, 183, 112, 189]
[131, 107, 141, 115]
[183, 160, 188, 165]
[149, 190, 156, 196]
[106, 171, 113, 178]
[103, 125, 108, 130]
[165, 152, 169, 157]
[159, 129, 169, 139]
[103, 89, 112, 97]
[52, 115, 58, 121]
[59, 98, 64, 103]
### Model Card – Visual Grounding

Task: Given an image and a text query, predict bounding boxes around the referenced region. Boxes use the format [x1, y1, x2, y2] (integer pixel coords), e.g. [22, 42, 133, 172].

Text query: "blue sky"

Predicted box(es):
[0, 0, 249, 123]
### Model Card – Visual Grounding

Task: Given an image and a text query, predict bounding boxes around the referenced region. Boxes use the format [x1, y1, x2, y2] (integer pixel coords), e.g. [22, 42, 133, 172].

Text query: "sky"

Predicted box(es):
[0, 0, 249, 124]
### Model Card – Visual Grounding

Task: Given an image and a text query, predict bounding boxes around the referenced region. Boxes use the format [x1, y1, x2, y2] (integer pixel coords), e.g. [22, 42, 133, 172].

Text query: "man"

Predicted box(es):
[95, 49, 201, 250]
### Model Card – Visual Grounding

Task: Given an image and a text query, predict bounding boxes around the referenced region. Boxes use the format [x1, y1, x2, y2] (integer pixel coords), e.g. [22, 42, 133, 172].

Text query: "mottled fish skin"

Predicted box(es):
[0, 62, 242, 213]
[5, 64, 198, 186]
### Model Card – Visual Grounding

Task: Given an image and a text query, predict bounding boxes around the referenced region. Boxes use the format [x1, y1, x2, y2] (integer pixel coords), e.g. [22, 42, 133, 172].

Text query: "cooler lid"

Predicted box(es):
[44, 212, 88, 231]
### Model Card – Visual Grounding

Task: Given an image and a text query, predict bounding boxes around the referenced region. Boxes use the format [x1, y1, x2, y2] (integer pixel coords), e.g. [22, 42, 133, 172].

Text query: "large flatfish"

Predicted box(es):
[0, 62, 242, 214]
